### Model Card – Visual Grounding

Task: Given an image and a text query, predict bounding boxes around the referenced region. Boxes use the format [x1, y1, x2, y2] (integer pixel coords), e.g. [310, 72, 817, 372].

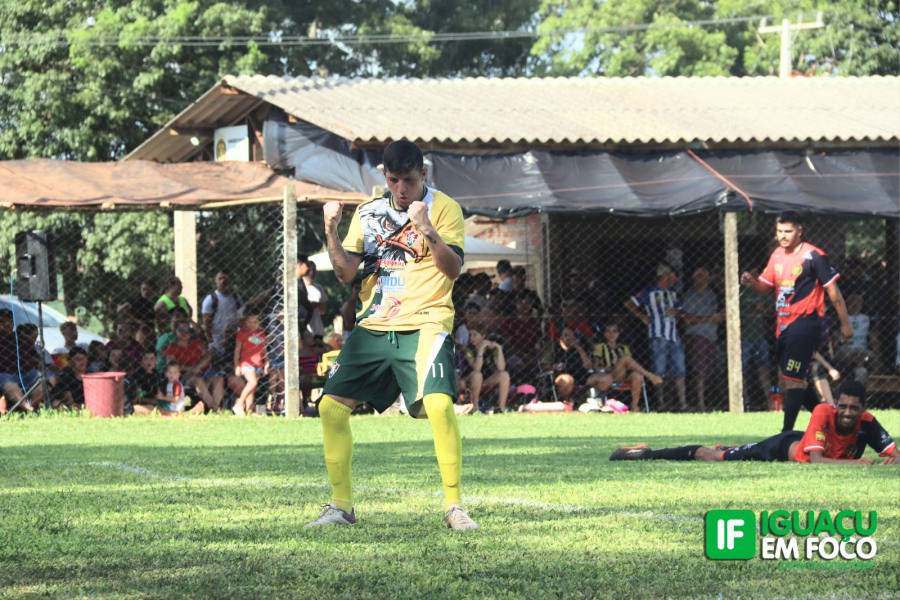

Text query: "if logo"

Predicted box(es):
[706, 510, 756, 559]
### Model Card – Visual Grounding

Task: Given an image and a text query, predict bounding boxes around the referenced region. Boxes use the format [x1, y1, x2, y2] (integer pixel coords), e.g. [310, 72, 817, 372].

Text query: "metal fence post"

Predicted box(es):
[723, 211, 744, 413]
[283, 185, 301, 418]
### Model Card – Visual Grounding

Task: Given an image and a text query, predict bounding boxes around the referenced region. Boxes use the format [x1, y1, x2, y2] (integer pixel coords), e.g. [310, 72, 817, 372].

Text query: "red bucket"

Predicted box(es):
[82, 372, 126, 417]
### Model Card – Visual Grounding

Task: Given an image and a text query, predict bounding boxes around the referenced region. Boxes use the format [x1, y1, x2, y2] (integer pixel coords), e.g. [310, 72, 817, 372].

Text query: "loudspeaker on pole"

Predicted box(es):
[15, 230, 58, 302]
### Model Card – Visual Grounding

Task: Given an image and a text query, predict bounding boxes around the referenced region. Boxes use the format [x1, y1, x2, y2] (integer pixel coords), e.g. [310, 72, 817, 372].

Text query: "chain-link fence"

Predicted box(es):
[0, 199, 330, 416]
[455, 212, 900, 412]
[2, 200, 898, 416]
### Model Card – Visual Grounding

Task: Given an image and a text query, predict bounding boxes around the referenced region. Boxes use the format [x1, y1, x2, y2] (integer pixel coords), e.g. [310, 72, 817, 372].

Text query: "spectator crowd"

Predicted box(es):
[2, 253, 898, 417]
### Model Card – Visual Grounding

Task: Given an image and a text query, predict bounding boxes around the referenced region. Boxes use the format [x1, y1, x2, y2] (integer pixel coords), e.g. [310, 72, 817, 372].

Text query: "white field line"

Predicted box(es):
[27, 460, 702, 525]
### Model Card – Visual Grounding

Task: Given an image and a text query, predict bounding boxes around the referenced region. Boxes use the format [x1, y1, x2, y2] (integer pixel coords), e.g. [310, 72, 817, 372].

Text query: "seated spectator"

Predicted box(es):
[496, 259, 514, 293]
[17, 323, 57, 378]
[833, 293, 880, 384]
[341, 279, 362, 340]
[232, 312, 268, 417]
[53, 347, 89, 409]
[500, 295, 543, 379]
[467, 272, 492, 311]
[51, 321, 87, 368]
[325, 332, 344, 351]
[0, 310, 44, 412]
[152, 362, 203, 416]
[155, 308, 190, 371]
[809, 351, 841, 406]
[106, 321, 143, 361]
[155, 276, 193, 331]
[164, 316, 223, 412]
[135, 324, 156, 355]
[117, 279, 158, 330]
[101, 348, 124, 373]
[452, 273, 475, 311]
[484, 266, 540, 330]
[87, 340, 107, 373]
[547, 295, 593, 343]
[202, 269, 244, 347]
[590, 322, 663, 412]
[548, 326, 592, 402]
[453, 303, 482, 351]
[298, 329, 320, 413]
[128, 349, 162, 415]
[462, 326, 510, 413]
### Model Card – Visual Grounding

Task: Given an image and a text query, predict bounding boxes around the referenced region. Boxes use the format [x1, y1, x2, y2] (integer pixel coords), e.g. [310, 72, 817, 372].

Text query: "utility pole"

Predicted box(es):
[758, 13, 824, 78]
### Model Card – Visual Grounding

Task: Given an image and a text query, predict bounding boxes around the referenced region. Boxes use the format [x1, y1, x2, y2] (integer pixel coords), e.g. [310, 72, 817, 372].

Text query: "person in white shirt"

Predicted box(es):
[303, 262, 329, 339]
[201, 269, 243, 346]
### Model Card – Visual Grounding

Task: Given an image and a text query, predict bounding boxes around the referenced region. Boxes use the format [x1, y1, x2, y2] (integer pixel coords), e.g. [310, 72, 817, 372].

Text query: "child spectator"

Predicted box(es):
[129, 350, 162, 415]
[156, 309, 189, 371]
[87, 340, 107, 373]
[155, 362, 186, 415]
[17, 323, 57, 379]
[102, 348, 124, 373]
[0, 311, 45, 412]
[233, 313, 269, 416]
[51, 321, 86, 368]
[164, 316, 222, 411]
[53, 347, 89, 409]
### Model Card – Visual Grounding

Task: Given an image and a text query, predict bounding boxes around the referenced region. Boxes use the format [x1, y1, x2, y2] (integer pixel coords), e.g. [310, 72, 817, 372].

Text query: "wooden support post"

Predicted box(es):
[283, 185, 301, 418]
[724, 211, 744, 414]
[173, 211, 198, 315]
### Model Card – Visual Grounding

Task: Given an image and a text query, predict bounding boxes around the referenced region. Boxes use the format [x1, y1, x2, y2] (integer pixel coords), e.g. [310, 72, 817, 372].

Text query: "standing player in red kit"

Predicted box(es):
[740, 211, 854, 431]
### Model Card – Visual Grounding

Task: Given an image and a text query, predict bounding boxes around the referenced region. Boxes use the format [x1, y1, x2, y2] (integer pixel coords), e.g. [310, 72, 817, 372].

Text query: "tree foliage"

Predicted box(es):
[532, 0, 899, 77]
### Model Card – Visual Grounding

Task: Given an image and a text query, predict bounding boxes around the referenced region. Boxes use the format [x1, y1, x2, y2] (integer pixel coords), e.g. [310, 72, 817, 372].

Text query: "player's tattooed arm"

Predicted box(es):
[408, 201, 462, 280]
[323, 201, 363, 283]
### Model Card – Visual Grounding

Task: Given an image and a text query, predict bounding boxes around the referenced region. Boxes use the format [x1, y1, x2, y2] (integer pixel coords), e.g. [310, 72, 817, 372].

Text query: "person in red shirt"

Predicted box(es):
[740, 211, 853, 432]
[609, 380, 898, 465]
[163, 317, 223, 412]
[233, 313, 269, 416]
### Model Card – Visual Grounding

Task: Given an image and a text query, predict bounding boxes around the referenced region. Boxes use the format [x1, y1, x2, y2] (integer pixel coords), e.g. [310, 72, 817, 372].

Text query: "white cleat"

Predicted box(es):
[444, 505, 479, 531]
[305, 503, 356, 527]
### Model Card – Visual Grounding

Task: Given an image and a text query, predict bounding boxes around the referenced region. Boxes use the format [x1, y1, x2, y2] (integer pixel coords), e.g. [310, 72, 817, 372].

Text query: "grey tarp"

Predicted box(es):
[264, 115, 899, 218]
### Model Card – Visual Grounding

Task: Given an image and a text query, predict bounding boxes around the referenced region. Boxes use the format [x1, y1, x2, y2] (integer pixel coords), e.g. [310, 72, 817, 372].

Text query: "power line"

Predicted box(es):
[1, 15, 775, 47]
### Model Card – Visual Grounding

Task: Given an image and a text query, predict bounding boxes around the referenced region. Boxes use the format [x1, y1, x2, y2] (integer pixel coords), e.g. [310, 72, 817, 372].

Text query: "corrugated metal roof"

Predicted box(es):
[225, 75, 899, 146]
[126, 75, 900, 161]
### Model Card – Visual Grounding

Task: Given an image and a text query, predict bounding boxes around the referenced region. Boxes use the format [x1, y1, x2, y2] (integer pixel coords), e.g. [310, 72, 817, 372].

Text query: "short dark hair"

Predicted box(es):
[383, 140, 424, 174]
[297, 254, 309, 265]
[777, 210, 803, 228]
[215, 268, 231, 276]
[0, 309, 12, 321]
[141, 348, 157, 359]
[141, 278, 156, 287]
[17, 323, 38, 336]
[496, 260, 512, 274]
[838, 380, 867, 405]
[69, 347, 88, 358]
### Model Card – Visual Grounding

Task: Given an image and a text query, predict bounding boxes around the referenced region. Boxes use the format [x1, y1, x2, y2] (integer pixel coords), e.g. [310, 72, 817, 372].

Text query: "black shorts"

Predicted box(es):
[775, 316, 822, 382]
[722, 430, 803, 462]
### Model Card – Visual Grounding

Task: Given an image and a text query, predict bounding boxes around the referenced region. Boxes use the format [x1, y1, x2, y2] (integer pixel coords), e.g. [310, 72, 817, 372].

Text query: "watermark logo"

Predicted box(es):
[705, 510, 878, 564]
[705, 510, 756, 559]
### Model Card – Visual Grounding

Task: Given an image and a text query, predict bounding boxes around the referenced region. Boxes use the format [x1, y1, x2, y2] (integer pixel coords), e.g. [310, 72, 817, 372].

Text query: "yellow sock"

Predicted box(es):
[320, 395, 353, 513]
[423, 393, 463, 510]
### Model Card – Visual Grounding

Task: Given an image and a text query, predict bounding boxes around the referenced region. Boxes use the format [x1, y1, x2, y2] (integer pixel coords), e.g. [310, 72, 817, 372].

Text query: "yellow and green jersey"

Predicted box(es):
[342, 187, 465, 334]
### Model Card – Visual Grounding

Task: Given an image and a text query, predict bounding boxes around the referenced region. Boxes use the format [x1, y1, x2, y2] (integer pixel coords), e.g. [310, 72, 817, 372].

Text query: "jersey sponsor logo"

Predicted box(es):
[328, 362, 340, 378]
[375, 275, 406, 294]
[378, 258, 406, 270]
[372, 296, 402, 319]
[792, 265, 803, 276]
[376, 222, 427, 263]
[248, 335, 264, 344]
[815, 431, 826, 442]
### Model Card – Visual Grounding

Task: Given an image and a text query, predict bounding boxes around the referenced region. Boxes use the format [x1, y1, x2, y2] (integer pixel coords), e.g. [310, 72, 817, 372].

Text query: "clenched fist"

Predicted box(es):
[407, 201, 432, 233]
[323, 201, 344, 231]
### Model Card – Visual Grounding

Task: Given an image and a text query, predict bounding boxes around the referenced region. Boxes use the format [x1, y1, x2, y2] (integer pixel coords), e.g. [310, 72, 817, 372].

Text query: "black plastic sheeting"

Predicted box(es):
[263, 114, 899, 219]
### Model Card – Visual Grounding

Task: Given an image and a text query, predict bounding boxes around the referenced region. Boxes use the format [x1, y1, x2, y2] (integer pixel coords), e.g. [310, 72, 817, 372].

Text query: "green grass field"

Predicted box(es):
[1, 410, 898, 599]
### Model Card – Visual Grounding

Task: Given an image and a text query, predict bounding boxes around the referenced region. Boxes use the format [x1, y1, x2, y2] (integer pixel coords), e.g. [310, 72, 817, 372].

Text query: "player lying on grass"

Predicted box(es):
[610, 380, 897, 465]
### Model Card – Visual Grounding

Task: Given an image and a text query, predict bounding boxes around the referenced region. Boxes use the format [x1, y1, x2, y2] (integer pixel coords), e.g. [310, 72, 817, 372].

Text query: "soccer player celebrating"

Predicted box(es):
[306, 140, 478, 531]
[610, 380, 898, 465]
[740, 211, 853, 431]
